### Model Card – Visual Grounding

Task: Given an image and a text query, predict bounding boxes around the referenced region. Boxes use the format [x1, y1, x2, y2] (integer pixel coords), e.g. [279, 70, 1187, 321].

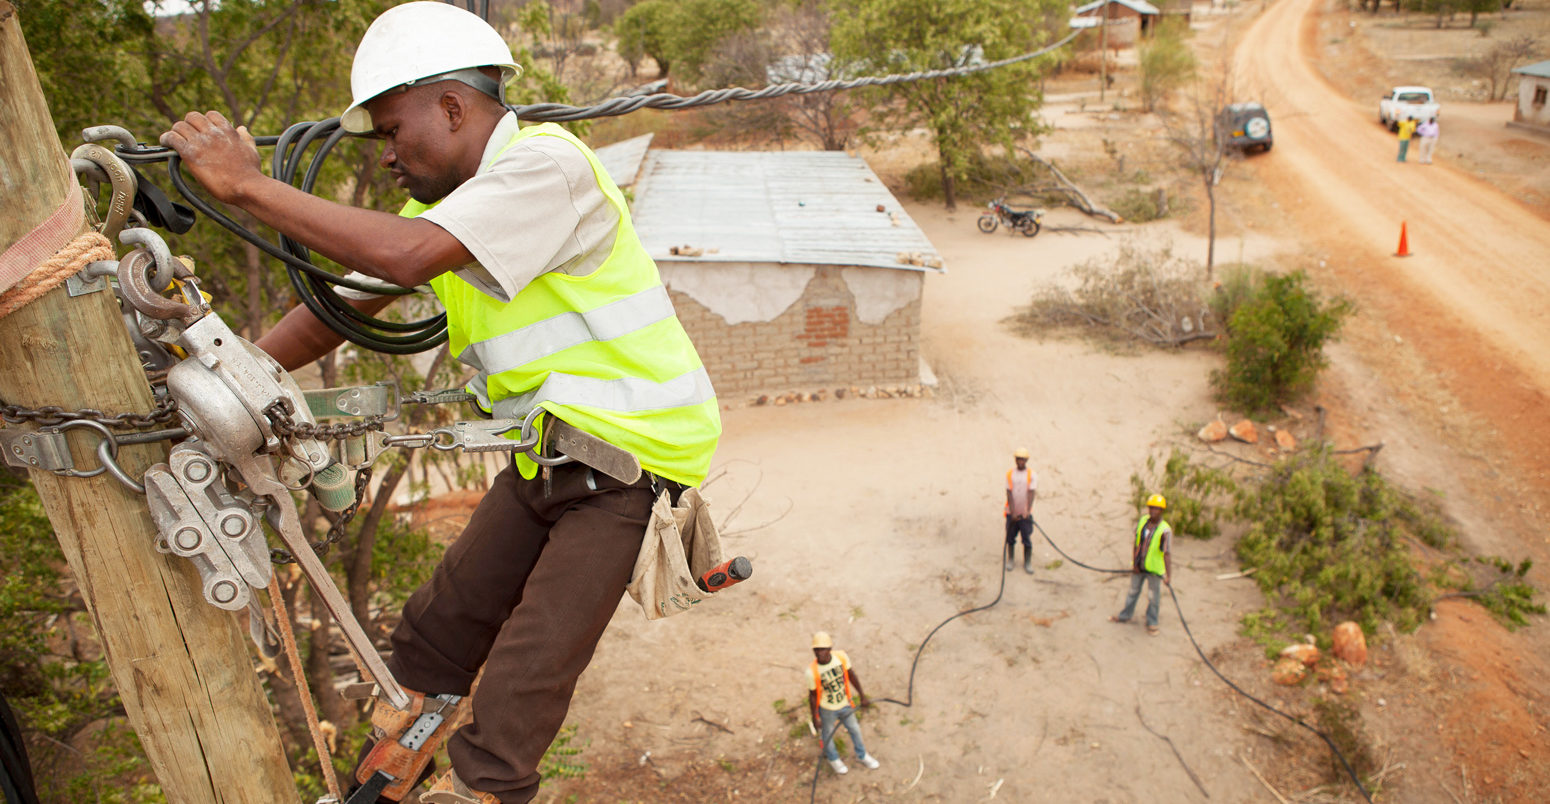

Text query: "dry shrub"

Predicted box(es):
[1008, 241, 1215, 347]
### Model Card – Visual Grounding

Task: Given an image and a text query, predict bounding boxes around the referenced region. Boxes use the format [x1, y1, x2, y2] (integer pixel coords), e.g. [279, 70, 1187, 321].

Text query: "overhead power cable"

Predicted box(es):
[113, 28, 1082, 353]
[514, 29, 1081, 123]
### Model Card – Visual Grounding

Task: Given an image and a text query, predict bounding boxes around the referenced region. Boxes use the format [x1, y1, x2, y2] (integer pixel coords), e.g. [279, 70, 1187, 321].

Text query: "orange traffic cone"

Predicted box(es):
[1394, 222, 1411, 257]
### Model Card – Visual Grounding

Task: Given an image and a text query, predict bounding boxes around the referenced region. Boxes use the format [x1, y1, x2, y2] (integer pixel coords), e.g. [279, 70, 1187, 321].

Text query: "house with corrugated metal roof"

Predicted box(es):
[1072, 0, 1161, 49]
[593, 137, 944, 397]
[1510, 60, 1550, 135]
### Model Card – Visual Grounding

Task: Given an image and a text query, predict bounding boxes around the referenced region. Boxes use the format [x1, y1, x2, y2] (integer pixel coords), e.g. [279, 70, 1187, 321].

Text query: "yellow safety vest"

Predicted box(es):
[1134, 515, 1170, 576]
[402, 123, 720, 485]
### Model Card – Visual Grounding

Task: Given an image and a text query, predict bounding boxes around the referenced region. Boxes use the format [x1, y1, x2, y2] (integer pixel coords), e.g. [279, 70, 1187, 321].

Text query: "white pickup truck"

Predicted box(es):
[1379, 86, 1440, 131]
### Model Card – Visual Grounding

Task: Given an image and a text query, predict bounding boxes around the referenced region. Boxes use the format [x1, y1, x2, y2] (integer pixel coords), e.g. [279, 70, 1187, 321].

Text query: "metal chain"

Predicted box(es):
[270, 463, 372, 565]
[264, 400, 386, 442]
[0, 393, 179, 429]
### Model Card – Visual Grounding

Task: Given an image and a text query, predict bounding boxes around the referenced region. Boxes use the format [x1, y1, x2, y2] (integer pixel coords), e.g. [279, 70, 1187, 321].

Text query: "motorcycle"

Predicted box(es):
[977, 197, 1043, 237]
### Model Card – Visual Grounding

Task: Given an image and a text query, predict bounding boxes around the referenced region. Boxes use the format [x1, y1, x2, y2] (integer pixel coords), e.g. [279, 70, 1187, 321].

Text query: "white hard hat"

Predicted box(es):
[340, 2, 522, 134]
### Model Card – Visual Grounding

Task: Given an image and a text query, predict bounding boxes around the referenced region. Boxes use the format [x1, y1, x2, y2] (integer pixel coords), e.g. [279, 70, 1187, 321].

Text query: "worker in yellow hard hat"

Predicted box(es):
[1110, 493, 1173, 635]
[160, 4, 720, 802]
[1004, 447, 1038, 574]
[807, 632, 880, 775]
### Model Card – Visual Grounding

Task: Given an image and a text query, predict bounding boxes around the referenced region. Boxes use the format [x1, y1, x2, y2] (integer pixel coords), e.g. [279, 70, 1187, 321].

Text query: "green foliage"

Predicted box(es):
[613, 0, 761, 84]
[1213, 270, 1353, 415]
[1138, 19, 1196, 112]
[1130, 449, 1238, 540]
[370, 516, 444, 611]
[902, 151, 1046, 203]
[540, 725, 589, 780]
[1233, 448, 1434, 642]
[1462, 557, 1546, 629]
[831, 0, 1066, 208]
[1108, 187, 1170, 223]
[1207, 263, 1265, 328]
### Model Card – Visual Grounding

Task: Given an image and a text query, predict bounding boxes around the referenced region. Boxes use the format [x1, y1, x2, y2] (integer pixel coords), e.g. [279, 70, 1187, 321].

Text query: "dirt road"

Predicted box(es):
[1233, 0, 1550, 538]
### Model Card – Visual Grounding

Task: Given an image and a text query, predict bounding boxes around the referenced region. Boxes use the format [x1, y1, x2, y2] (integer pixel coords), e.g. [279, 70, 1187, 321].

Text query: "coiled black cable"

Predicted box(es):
[118, 125, 449, 354]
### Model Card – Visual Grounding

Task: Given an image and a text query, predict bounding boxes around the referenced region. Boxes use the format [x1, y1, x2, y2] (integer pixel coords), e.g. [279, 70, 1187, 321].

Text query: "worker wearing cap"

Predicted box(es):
[1004, 448, 1037, 574]
[159, 3, 720, 802]
[807, 632, 880, 775]
[1110, 494, 1173, 635]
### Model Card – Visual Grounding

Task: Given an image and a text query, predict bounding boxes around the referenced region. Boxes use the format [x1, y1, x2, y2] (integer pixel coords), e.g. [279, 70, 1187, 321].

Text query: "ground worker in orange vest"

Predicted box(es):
[1109, 494, 1173, 635]
[159, 4, 719, 802]
[807, 632, 880, 775]
[1004, 447, 1037, 574]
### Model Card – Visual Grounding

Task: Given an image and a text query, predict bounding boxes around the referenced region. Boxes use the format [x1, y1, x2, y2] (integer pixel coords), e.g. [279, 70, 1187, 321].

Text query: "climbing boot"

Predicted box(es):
[1023, 544, 1034, 575]
[352, 687, 467, 801]
[1004, 544, 1014, 571]
[422, 769, 499, 804]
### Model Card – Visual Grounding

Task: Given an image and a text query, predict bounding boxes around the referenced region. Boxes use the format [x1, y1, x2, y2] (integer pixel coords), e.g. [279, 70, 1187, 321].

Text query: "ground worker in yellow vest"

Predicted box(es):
[1109, 494, 1173, 635]
[807, 632, 881, 775]
[159, 4, 720, 802]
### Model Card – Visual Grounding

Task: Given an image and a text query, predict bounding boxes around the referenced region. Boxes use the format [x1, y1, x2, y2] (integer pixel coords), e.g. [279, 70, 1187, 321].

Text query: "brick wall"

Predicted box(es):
[669, 265, 923, 397]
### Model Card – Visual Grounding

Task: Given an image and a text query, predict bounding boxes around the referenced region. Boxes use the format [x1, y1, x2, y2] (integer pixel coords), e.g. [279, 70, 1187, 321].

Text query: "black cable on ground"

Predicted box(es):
[809, 551, 1012, 801]
[1032, 518, 1374, 803]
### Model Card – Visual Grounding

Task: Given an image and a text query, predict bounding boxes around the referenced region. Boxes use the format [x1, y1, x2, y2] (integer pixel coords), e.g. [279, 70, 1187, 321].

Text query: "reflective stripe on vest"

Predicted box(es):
[1134, 516, 1170, 576]
[406, 122, 719, 485]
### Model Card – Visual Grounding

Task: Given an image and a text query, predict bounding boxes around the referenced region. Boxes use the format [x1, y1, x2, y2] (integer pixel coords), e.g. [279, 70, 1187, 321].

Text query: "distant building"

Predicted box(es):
[594, 140, 944, 396]
[1509, 60, 1550, 136]
[1071, 0, 1161, 49]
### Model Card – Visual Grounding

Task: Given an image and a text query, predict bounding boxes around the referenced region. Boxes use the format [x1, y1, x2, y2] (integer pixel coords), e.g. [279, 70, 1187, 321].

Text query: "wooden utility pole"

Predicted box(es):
[0, 5, 297, 802]
[1099, 0, 1110, 103]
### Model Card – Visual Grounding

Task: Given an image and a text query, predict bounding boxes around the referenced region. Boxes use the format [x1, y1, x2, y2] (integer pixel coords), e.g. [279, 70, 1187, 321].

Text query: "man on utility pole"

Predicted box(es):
[1110, 494, 1173, 635]
[1004, 447, 1037, 574]
[159, 3, 721, 802]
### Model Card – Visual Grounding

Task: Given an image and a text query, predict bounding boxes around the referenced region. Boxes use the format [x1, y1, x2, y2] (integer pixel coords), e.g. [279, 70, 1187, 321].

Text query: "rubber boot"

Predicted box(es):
[1023, 544, 1034, 575]
[1004, 543, 1014, 571]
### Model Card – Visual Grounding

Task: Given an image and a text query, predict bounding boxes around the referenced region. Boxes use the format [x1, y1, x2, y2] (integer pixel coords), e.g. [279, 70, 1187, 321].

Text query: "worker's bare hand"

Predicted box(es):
[159, 111, 262, 205]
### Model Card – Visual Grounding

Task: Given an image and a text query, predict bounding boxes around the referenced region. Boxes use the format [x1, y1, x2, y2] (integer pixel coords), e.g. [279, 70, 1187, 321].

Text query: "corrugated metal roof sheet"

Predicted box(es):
[632, 150, 944, 272]
[1513, 60, 1550, 79]
[592, 133, 654, 188]
[1074, 0, 1161, 14]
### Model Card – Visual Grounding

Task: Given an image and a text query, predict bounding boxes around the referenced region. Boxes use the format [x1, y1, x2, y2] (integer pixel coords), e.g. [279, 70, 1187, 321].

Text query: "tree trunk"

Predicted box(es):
[347, 460, 409, 628]
[1206, 182, 1218, 280]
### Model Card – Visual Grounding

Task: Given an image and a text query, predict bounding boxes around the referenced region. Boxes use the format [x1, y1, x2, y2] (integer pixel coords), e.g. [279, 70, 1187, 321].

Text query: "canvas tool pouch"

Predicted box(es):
[626, 487, 725, 620]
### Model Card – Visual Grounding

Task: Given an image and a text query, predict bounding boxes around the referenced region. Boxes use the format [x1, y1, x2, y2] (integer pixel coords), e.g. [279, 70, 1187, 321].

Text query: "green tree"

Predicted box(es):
[615, 0, 676, 76]
[1213, 270, 1353, 414]
[831, 0, 1066, 210]
[1138, 18, 1195, 112]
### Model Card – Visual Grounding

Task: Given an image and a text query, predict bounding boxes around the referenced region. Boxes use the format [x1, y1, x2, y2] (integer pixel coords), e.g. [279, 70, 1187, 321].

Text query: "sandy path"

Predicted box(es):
[1231, 0, 1550, 542]
[1233, 0, 1550, 393]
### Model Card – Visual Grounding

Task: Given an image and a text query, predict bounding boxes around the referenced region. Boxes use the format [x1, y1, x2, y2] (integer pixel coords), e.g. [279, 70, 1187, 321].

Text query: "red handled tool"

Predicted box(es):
[697, 556, 752, 592]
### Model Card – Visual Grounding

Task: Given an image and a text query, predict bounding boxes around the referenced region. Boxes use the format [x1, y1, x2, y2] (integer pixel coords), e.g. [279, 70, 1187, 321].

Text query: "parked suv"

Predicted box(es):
[1218, 102, 1273, 153]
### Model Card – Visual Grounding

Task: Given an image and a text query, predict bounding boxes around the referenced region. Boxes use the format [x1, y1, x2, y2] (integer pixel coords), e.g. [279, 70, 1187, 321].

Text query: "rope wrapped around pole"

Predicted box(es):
[0, 230, 113, 320]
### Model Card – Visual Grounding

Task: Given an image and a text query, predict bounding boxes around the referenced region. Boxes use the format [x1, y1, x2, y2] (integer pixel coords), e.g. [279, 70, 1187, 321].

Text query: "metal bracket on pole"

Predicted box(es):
[0, 428, 75, 473]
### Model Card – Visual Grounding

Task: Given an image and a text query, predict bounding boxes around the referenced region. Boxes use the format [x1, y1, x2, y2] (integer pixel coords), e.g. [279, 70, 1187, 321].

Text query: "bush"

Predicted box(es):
[1129, 448, 1238, 540]
[902, 151, 1045, 204]
[1207, 263, 1264, 327]
[1138, 19, 1196, 111]
[1234, 448, 1433, 641]
[1213, 270, 1353, 415]
[1108, 187, 1170, 223]
[1010, 241, 1214, 347]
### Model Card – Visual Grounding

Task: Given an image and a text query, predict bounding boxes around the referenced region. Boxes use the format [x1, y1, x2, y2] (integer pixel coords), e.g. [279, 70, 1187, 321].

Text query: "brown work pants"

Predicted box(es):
[386, 459, 658, 803]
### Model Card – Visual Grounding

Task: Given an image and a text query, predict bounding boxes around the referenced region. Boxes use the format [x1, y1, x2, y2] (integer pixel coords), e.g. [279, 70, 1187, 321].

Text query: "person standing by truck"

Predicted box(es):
[1396, 118, 1418, 163]
[1416, 118, 1439, 164]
